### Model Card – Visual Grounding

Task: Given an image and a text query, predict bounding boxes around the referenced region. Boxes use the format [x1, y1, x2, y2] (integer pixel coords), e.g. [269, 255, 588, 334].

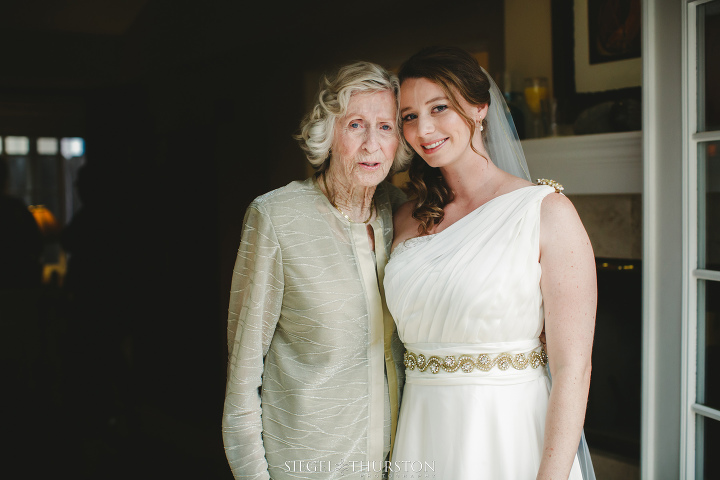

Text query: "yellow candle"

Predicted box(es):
[524, 86, 548, 114]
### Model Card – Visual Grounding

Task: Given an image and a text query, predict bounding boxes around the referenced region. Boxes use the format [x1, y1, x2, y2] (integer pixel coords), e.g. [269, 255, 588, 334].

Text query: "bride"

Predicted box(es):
[384, 46, 597, 479]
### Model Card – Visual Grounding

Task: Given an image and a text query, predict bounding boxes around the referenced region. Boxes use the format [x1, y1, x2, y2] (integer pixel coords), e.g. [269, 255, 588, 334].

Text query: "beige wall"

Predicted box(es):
[504, 0, 554, 96]
[568, 194, 643, 260]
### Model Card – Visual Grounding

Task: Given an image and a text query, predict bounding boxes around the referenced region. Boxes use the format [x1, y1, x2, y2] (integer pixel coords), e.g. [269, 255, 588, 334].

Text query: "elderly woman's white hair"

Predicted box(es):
[295, 61, 413, 174]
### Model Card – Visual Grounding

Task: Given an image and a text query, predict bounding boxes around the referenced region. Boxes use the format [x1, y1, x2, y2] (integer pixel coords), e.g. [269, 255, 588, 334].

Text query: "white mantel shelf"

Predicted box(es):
[521, 131, 642, 195]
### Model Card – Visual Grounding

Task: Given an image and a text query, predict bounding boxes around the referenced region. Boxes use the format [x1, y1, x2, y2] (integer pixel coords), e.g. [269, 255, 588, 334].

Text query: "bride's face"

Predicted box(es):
[399, 77, 488, 170]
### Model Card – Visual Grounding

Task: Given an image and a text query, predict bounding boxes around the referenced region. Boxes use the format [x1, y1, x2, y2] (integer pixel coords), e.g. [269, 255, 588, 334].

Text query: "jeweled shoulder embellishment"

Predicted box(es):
[403, 348, 548, 374]
[537, 178, 564, 194]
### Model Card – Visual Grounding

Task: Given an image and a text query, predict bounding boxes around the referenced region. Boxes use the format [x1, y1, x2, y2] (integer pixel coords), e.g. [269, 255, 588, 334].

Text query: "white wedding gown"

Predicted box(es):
[384, 185, 585, 479]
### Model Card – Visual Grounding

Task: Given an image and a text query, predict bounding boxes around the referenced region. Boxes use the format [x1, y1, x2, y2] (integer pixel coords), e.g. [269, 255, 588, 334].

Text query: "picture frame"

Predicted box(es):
[551, 0, 642, 131]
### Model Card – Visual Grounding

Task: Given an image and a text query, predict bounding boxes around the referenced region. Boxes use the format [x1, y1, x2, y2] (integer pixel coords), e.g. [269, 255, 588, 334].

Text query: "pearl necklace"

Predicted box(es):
[322, 173, 375, 224]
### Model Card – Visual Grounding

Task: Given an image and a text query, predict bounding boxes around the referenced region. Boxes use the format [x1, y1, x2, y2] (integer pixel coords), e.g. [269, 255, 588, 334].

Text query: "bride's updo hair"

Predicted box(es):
[398, 46, 491, 234]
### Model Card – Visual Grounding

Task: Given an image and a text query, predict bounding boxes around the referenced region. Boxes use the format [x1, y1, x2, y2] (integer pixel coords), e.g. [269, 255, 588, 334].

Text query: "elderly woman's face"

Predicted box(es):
[330, 90, 399, 188]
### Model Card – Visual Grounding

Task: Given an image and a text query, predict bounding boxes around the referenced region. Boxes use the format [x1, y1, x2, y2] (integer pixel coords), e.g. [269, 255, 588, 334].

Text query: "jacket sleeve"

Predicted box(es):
[222, 201, 283, 480]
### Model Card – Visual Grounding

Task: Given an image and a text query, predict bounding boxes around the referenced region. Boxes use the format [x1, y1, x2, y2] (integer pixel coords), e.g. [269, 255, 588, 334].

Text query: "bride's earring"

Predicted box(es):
[477, 117, 484, 132]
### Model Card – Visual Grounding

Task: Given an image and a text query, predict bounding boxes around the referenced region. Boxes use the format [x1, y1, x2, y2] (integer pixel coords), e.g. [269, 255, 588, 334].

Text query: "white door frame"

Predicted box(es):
[642, 0, 685, 478]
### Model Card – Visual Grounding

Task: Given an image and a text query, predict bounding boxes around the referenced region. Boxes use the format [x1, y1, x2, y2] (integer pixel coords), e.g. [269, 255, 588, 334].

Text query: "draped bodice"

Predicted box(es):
[384, 185, 555, 346]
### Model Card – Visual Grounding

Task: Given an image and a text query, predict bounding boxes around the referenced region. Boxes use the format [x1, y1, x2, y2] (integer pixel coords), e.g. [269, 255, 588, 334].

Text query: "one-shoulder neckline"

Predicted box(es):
[396, 184, 541, 251]
[391, 233, 437, 257]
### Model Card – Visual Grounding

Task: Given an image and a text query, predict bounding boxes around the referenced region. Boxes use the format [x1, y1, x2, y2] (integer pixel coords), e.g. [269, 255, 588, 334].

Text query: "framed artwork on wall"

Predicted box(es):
[551, 0, 642, 134]
[587, 0, 641, 65]
[575, 0, 641, 93]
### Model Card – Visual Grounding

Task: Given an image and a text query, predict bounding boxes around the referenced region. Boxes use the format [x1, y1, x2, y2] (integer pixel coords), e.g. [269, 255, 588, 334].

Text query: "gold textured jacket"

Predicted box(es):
[222, 177, 406, 480]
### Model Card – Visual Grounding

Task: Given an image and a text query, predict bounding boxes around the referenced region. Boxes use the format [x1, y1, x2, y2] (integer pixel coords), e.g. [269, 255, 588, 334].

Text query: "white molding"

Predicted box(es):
[642, 1, 687, 478]
[522, 131, 642, 194]
[681, 1, 694, 478]
[641, 0, 657, 477]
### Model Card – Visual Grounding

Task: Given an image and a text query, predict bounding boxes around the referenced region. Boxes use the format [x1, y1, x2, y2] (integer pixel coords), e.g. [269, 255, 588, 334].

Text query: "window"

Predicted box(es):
[2, 135, 85, 284]
[37, 137, 58, 155]
[684, 1, 720, 478]
[2, 135, 85, 226]
[5, 136, 29, 155]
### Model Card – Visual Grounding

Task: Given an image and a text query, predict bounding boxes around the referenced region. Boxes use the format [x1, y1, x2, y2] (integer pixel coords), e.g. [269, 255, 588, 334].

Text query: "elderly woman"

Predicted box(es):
[222, 61, 412, 480]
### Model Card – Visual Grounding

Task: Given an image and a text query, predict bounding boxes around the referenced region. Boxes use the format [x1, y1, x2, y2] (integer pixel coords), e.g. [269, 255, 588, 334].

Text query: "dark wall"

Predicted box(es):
[1, 1, 504, 478]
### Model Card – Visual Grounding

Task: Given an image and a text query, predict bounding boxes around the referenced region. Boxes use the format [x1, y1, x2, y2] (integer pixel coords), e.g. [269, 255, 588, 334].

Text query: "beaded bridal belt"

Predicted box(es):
[404, 347, 548, 374]
[402, 341, 548, 386]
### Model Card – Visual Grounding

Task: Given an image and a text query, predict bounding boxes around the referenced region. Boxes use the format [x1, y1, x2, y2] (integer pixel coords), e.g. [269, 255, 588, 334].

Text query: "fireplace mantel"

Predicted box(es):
[522, 131, 642, 195]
